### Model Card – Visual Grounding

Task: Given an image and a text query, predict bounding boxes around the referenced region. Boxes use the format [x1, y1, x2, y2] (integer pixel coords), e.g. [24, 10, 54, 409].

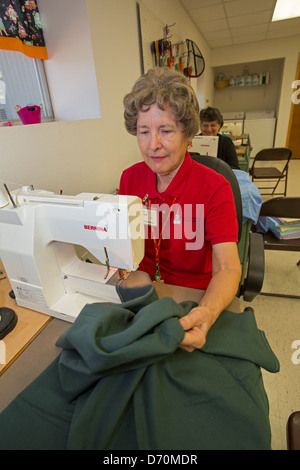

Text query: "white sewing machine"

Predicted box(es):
[0, 186, 144, 322]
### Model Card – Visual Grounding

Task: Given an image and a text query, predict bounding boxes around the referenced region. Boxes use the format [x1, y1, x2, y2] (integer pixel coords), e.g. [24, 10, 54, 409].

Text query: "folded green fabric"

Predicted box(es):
[0, 296, 279, 450]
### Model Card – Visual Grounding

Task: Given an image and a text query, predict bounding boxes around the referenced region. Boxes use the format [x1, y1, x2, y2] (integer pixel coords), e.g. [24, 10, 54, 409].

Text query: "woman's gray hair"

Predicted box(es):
[123, 67, 200, 138]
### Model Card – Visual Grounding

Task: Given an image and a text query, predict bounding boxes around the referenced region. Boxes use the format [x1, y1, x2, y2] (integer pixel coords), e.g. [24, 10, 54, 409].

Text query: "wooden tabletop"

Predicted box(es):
[0, 264, 52, 375]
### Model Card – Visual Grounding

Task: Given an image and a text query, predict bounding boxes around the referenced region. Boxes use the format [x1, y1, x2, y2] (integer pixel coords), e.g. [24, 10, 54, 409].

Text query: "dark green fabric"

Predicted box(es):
[0, 296, 279, 450]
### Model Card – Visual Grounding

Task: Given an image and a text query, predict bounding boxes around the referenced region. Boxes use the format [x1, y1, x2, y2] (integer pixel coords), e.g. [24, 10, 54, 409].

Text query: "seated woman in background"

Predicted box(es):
[118, 67, 241, 352]
[199, 106, 240, 169]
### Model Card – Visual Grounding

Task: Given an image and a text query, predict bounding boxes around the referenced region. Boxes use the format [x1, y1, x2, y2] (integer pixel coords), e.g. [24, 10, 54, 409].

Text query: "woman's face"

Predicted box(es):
[136, 103, 188, 180]
[200, 120, 221, 136]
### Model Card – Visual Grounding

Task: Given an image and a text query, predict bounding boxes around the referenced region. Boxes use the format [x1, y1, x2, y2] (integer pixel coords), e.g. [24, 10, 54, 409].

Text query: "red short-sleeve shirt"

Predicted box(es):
[119, 152, 238, 289]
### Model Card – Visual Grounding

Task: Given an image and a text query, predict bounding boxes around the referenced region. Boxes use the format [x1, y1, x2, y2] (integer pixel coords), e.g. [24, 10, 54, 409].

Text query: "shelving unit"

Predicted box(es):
[212, 59, 284, 119]
[216, 83, 269, 91]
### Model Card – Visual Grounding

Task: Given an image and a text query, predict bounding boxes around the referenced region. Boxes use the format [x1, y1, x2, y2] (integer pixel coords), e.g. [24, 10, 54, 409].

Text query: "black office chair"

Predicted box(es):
[249, 147, 292, 197]
[287, 411, 300, 450]
[257, 196, 300, 299]
[190, 153, 265, 302]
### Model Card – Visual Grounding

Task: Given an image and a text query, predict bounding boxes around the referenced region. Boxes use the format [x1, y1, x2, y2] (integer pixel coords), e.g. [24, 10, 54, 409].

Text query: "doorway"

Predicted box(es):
[286, 53, 300, 159]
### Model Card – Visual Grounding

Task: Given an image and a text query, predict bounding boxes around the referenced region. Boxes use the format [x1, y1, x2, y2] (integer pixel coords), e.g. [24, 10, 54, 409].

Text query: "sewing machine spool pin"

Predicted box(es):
[104, 247, 110, 280]
[3, 183, 17, 208]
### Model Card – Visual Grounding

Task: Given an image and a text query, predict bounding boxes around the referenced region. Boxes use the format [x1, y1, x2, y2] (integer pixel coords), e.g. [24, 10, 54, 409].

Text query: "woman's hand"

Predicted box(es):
[178, 242, 242, 353]
[178, 305, 215, 352]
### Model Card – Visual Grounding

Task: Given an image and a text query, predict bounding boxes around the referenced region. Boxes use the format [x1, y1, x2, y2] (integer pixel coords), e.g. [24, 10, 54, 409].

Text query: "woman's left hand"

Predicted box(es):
[178, 305, 215, 352]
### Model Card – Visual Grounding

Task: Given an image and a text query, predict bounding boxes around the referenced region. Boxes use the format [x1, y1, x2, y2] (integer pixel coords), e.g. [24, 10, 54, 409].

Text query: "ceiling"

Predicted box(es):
[179, 0, 300, 48]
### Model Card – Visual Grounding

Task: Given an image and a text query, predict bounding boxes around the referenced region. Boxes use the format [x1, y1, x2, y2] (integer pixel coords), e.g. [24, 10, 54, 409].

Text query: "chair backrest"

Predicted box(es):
[259, 197, 300, 218]
[254, 147, 292, 162]
[190, 153, 243, 242]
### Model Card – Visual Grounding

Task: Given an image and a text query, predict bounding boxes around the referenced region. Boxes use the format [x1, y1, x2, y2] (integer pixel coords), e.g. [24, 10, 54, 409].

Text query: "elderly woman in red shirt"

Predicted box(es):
[119, 67, 241, 352]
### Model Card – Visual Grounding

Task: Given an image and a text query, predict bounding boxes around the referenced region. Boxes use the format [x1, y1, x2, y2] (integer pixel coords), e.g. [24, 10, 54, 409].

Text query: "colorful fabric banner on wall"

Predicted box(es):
[0, 0, 47, 59]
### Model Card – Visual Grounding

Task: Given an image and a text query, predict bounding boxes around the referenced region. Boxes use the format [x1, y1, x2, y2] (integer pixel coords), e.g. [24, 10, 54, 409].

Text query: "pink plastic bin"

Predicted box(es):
[17, 105, 41, 125]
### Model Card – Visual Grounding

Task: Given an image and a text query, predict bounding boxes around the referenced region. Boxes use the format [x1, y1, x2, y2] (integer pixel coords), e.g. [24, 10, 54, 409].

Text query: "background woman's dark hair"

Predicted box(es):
[200, 106, 223, 128]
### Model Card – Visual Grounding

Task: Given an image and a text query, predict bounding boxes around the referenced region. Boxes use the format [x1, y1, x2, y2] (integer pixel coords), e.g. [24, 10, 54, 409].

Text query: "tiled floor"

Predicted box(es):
[241, 159, 300, 450]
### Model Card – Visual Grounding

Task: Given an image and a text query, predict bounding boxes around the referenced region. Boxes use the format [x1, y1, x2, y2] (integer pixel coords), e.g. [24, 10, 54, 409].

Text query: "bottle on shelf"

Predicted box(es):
[216, 70, 270, 88]
[229, 75, 235, 87]
[244, 71, 251, 86]
[252, 73, 259, 85]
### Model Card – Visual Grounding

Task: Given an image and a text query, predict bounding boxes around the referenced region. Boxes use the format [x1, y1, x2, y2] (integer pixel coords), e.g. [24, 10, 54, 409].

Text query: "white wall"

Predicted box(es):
[38, 0, 101, 121]
[0, 0, 141, 196]
[2, 0, 297, 199]
[211, 36, 300, 147]
[0, 0, 210, 197]
[142, 0, 213, 107]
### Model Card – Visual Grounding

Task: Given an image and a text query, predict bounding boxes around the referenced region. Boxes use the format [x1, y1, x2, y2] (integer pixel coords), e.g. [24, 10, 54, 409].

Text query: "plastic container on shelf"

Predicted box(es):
[244, 72, 252, 86]
[15, 105, 41, 125]
[214, 72, 229, 88]
[229, 76, 236, 87]
[252, 73, 259, 85]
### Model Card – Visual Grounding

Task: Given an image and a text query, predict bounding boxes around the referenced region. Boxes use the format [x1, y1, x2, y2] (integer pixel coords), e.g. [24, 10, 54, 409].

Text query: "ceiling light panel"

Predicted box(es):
[272, 0, 300, 21]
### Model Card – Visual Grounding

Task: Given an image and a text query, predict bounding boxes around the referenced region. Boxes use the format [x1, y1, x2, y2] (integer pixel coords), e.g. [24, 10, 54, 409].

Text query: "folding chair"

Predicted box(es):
[190, 153, 265, 302]
[249, 148, 292, 196]
[258, 197, 300, 299]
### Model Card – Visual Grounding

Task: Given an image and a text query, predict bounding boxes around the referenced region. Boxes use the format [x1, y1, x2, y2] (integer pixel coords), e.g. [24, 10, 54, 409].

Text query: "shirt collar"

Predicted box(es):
[146, 151, 192, 201]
